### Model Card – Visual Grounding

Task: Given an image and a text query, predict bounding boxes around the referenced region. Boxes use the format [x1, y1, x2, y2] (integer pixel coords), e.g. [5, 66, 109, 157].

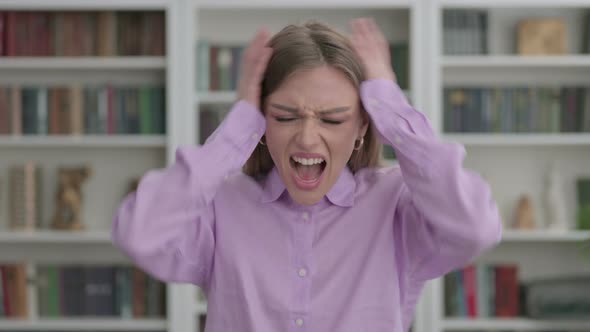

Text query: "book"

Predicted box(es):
[577, 178, 590, 230]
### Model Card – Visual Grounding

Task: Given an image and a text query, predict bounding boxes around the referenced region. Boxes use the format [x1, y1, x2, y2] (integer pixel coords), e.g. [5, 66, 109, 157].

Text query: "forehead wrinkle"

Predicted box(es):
[271, 102, 350, 115]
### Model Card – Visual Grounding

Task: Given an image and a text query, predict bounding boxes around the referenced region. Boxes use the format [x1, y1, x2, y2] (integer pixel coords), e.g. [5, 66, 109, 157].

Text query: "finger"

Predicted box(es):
[244, 28, 270, 60]
[242, 30, 270, 70]
[357, 18, 372, 39]
[253, 47, 273, 81]
[350, 18, 366, 40]
[367, 18, 388, 48]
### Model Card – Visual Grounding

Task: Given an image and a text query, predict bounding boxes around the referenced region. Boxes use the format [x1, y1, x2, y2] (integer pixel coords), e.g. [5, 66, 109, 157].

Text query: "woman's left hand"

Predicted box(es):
[350, 18, 397, 82]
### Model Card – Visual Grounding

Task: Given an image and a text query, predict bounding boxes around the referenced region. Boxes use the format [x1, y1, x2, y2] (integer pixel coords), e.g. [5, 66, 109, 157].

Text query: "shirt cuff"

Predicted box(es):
[207, 99, 266, 160]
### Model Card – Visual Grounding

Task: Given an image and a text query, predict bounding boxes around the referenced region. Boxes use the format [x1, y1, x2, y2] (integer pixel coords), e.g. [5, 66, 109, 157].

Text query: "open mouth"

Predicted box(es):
[289, 155, 327, 190]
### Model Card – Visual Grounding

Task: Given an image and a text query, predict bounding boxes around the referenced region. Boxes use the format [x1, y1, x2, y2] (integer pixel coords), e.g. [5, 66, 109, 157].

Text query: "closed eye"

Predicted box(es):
[275, 117, 297, 122]
[321, 119, 343, 125]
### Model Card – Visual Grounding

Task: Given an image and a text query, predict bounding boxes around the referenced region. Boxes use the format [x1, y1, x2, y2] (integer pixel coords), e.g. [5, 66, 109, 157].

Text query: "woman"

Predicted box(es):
[112, 18, 502, 332]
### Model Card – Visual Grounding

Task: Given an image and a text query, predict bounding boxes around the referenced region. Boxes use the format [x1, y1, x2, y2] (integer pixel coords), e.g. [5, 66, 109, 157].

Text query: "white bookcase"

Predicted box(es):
[2, 0, 590, 332]
[0, 0, 197, 331]
[423, 1, 590, 332]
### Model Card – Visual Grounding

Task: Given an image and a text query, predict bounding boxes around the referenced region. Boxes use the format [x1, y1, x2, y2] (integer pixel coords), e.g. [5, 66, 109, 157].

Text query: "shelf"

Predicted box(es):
[502, 230, 590, 242]
[0, 57, 166, 70]
[0, 135, 166, 148]
[439, 0, 589, 8]
[442, 55, 590, 68]
[0, 230, 112, 244]
[0, 318, 167, 331]
[442, 318, 590, 331]
[196, 0, 412, 9]
[442, 133, 590, 146]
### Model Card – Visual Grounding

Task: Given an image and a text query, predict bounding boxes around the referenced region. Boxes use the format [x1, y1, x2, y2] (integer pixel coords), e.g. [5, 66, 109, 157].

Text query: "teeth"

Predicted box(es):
[292, 156, 325, 166]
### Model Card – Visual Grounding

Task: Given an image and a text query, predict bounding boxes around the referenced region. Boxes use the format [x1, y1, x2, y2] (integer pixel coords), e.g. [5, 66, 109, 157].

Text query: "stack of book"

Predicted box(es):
[36, 264, 166, 318]
[0, 85, 166, 135]
[9, 162, 42, 231]
[443, 9, 488, 55]
[196, 41, 410, 92]
[0, 11, 165, 57]
[0, 264, 28, 318]
[443, 87, 590, 133]
[444, 264, 519, 318]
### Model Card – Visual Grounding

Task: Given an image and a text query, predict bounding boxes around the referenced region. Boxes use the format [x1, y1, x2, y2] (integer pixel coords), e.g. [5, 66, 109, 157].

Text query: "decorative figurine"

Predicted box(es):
[513, 195, 536, 230]
[51, 166, 92, 230]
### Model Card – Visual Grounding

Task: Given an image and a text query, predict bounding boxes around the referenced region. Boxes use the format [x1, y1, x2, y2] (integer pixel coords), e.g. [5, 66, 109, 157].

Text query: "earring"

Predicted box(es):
[353, 137, 364, 151]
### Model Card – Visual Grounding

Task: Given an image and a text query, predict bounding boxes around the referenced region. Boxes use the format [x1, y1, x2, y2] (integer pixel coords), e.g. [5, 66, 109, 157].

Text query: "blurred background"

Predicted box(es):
[0, 0, 589, 332]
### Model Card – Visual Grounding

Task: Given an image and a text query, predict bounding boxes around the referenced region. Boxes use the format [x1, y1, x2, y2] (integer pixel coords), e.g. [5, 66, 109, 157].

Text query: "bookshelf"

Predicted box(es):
[2, 1, 589, 332]
[0, 0, 195, 331]
[425, 1, 590, 332]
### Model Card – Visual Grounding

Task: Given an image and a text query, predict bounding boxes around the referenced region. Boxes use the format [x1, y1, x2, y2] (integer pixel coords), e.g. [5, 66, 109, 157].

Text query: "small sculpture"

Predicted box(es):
[513, 195, 536, 230]
[51, 166, 92, 230]
[544, 163, 568, 231]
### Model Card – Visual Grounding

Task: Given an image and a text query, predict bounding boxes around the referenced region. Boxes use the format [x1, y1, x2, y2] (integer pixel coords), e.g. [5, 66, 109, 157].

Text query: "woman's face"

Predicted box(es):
[264, 65, 368, 206]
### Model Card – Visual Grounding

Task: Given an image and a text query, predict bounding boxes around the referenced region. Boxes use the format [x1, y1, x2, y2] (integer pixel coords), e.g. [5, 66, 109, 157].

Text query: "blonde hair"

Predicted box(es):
[243, 21, 383, 178]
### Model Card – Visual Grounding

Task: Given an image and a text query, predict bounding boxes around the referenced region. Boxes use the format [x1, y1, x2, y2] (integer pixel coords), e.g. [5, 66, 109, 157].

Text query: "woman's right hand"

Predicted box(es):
[237, 28, 273, 110]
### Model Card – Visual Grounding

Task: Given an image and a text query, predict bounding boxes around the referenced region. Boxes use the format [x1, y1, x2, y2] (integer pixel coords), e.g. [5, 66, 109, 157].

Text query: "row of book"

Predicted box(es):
[443, 10, 488, 55]
[444, 264, 519, 318]
[0, 11, 165, 57]
[0, 264, 166, 318]
[0, 85, 166, 135]
[443, 87, 590, 133]
[195, 41, 410, 92]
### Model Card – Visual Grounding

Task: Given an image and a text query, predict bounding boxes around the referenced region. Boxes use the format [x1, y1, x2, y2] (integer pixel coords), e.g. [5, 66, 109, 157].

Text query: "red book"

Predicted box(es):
[1, 266, 12, 316]
[495, 265, 519, 317]
[0, 88, 9, 134]
[107, 85, 115, 134]
[463, 265, 478, 317]
[5, 12, 17, 56]
[0, 12, 5, 56]
[210, 46, 219, 91]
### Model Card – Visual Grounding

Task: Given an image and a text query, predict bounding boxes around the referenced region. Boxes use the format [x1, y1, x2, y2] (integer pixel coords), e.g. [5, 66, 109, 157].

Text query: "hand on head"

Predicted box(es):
[350, 17, 397, 82]
[237, 28, 273, 110]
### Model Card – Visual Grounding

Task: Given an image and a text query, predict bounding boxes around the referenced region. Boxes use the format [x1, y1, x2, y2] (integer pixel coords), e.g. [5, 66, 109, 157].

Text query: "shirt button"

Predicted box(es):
[298, 268, 307, 277]
[302, 212, 309, 221]
[295, 318, 304, 326]
[394, 135, 402, 144]
[251, 133, 258, 140]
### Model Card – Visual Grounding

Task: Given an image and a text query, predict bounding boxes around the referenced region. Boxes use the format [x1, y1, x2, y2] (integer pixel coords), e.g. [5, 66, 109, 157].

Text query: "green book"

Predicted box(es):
[46, 266, 60, 317]
[577, 178, 590, 230]
[139, 87, 152, 134]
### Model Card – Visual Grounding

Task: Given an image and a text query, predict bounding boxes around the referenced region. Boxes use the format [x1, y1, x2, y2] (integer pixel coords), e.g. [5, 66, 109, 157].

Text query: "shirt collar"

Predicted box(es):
[261, 166, 356, 207]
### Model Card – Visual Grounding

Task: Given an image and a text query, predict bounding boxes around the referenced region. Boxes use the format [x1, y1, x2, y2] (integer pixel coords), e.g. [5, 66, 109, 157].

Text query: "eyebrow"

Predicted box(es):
[270, 103, 350, 115]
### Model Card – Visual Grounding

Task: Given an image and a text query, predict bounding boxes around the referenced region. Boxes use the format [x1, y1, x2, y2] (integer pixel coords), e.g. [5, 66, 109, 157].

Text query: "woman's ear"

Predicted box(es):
[359, 110, 369, 138]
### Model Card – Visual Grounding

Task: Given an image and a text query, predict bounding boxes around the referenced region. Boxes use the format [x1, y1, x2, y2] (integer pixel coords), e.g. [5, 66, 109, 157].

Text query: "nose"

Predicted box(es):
[295, 116, 320, 150]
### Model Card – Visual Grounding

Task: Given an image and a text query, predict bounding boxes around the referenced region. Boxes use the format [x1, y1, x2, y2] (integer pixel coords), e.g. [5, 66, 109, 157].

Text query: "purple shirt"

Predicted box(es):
[112, 79, 502, 332]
